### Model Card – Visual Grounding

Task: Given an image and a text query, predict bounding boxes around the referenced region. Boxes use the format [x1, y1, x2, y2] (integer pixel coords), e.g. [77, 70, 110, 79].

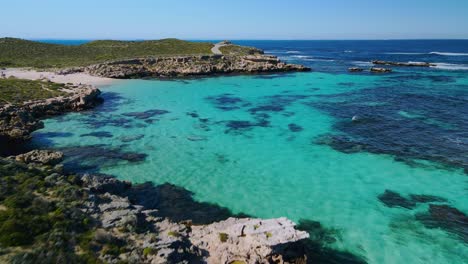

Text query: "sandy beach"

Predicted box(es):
[1, 68, 116, 87]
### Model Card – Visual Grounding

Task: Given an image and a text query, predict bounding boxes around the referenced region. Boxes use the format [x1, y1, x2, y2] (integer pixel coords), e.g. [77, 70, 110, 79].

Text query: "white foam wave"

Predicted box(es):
[286, 50, 301, 54]
[353, 61, 373, 67]
[432, 63, 468, 70]
[304, 58, 335, 62]
[430, 52, 468, 56]
[344, 50, 354, 53]
[385, 52, 426, 55]
[291, 55, 310, 59]
[289, 55, 335, 62]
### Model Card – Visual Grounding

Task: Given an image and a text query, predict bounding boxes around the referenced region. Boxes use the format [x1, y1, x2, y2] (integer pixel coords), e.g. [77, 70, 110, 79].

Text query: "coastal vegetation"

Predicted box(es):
[0, 158, 96, 262]
[0, 78, 66, 105]
[0, 38, 215, 68]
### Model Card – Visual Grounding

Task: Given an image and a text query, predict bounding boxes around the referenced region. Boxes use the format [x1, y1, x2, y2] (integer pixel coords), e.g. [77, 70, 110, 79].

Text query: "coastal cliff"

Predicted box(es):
[0, 83, 102, 143]
[61, 54, 310, 79]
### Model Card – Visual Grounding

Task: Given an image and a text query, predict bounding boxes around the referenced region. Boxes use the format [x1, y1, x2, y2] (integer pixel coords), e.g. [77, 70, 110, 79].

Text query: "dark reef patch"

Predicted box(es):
[252, 73, 293, 79]
[122, 109, 170, 120]
[378, 190, 416, 209]
[416, 204, 468, 243]
[296, 219, 367, 264]
[249, 104, 284, 113]
[205, 93, 249, 111]
[224, 119, 270, 133]
[80, 115, 134, 129]
[310, 85, 468, 172]
[80, 131, 113, 138]
[338, 82, 355, 87]
[33, 132, 74, 138]
[409, 194, 448, 204]
[378, 189, 449, 210]
[59, 144, 147, 172]
[288, 123, 303, 132]
[124, 182, 248, 225]
[96, 92, 133, 113]
[186, 111, 199, 118]
[118, 134, 145, 143]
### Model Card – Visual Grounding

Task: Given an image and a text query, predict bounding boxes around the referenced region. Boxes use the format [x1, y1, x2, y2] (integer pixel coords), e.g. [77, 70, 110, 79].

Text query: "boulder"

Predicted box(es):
[348, 67, 364, 72]
[13, 150, 64, 165]
[370, 67, 393, 73]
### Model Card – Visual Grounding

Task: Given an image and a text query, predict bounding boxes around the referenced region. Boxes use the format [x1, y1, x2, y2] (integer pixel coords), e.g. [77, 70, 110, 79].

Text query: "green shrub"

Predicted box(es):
[219, 232, 229, 243]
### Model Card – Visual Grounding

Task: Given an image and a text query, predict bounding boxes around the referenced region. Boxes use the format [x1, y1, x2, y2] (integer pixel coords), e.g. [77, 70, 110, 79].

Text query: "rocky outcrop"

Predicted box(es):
[0, 85, 102, 142]
[190, 217, 309, 263]
[372, 60, 435, 67]
[11, 149, 63, 165]
[78, 174, 310, 264]
[80, 55, 310, 79]
[348, 67, 364, 72]
[370, 67, 393, 73]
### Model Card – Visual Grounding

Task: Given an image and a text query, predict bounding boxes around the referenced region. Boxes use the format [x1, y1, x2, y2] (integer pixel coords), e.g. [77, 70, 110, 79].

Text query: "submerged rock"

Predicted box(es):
[416, 204, 468, 243]
[378, 190, 416, 209]
[288, 123, 303, 132]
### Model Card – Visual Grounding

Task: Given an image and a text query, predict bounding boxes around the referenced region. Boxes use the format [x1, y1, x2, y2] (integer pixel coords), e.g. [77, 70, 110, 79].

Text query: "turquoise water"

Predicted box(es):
[31, 71, 467, 263]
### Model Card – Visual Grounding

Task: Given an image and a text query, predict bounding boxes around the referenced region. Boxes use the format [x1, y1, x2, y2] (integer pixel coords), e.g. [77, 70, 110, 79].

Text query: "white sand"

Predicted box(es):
[1, 68, 116, 87]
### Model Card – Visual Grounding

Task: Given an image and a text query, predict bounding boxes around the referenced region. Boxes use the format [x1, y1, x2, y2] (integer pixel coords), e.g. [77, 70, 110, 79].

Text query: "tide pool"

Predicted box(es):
[31, 71, 468, 264]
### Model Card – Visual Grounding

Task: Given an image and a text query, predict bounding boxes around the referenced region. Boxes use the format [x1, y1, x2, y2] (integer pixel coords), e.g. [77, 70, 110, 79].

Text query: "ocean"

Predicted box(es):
[31, 40, 468, 263]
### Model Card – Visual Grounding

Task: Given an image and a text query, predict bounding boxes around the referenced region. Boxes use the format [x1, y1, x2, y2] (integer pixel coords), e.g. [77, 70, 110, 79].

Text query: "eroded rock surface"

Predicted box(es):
[12, 149, 64, 165]
[78, 55, 310, 79]
[0, 84, 102, 142]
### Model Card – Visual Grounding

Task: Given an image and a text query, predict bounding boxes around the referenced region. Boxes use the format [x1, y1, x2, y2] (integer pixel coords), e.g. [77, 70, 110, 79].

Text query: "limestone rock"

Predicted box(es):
[0, 84, 102, 142]
[190, 217, 309, 264]
[370, 67, 393, 73]
[13, 150, 64, 165]
[82, 55, 310, 79]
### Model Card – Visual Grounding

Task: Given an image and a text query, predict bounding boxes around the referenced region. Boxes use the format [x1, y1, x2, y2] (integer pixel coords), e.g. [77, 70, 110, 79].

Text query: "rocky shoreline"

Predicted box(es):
[59, 54, 311, 79]
[0, 63, 313, 262]
[1, 150, 309, 263]
[0, 84, 102, 144]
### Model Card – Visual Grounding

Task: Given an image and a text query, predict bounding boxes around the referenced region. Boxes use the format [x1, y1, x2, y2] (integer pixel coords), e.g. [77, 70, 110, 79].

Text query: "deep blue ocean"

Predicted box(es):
[32, 39, 468, 263]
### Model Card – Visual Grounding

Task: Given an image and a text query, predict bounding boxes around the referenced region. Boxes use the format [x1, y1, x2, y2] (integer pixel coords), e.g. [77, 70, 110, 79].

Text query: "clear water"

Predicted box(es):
[31, 41, 468, 263]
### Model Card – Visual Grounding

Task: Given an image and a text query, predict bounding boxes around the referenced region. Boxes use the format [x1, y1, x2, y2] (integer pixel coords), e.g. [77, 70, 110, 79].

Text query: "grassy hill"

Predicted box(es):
[0, 38, 215, 68]
[0, 78, 66, 105]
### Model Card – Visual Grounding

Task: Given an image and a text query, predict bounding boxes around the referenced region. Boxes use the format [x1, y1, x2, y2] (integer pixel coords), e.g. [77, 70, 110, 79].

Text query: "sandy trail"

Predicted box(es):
[211, 42, 229, 55]
[1, 68, 116, 87]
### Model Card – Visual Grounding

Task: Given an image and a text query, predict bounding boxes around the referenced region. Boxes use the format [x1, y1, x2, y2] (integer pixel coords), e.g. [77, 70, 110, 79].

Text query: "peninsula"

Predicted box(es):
[0, 38, 310, 78]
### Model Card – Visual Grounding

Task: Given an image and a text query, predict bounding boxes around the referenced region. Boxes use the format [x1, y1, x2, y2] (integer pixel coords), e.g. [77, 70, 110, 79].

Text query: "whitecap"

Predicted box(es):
[430, 52, 468, 56]
[291, 55, 310, 59]
[344, 50, 354, 53]
[286, 51, 301, 54]
[385, 52, 426, 55]
[431, 63, 468, 70]
[353, 61, 373, 67]
[304, 58, 335, 62]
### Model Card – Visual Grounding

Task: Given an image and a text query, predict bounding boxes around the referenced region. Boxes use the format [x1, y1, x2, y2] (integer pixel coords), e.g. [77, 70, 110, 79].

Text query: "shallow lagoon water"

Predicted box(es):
[31, 41, 468, 263]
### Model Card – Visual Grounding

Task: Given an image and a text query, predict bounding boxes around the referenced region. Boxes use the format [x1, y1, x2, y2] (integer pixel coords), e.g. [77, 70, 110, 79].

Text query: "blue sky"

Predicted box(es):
[1, 0, 467, 39]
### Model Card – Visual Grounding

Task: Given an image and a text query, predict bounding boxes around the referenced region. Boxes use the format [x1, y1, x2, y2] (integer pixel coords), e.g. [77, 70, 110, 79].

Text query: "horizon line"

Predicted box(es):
[20, 37, 468, 41]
